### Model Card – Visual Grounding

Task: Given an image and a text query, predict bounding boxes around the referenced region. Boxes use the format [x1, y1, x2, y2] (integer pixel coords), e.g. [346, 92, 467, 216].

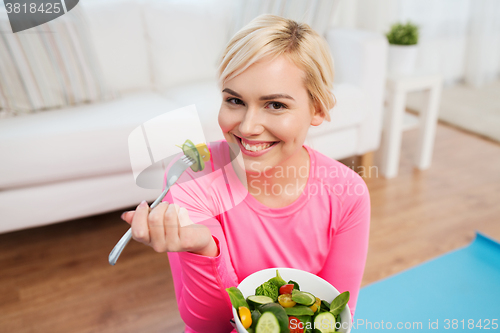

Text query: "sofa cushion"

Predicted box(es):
[162, 80, 225, 143]
[81, 0, 152, 93]
[0, 173, 160, 234]
[308, 83, 366, 136]
[304, 127, 359, 160]
[0, 92, 180, 189]
[0, 7, 113, 116]
[143, 0, 235, 91]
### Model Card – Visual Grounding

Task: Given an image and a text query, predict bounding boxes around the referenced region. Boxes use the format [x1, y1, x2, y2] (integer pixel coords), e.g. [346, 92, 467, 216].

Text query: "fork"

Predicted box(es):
[108, 154, 195, 266]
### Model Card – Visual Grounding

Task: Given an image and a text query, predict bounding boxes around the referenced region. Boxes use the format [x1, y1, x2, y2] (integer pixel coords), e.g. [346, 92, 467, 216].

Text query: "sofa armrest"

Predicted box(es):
[325, 28, 388, 154]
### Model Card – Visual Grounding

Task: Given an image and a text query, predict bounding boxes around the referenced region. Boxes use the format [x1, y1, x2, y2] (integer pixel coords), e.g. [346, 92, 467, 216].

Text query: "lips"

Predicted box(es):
[234, 134, 279, 146]
[233, 134, 279, 157]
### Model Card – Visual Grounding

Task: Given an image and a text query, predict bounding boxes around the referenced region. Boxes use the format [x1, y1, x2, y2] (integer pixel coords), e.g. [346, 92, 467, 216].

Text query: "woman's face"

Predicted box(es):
[218, 55, 325, 175]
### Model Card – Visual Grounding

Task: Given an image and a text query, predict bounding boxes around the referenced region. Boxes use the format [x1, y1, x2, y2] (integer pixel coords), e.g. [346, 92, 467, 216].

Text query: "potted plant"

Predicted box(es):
[385, 21, 419, 76]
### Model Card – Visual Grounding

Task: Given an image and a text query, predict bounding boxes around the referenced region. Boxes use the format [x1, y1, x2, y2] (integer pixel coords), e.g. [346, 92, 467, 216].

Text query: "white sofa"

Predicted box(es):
[0, 0, 388, 234]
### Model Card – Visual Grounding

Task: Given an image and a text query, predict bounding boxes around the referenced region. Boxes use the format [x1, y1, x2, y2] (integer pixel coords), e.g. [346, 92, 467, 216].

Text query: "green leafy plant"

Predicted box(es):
[386, 21, 419, 45]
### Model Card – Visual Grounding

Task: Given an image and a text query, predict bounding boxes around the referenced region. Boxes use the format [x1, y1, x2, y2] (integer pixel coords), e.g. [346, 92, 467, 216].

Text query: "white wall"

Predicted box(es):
[464, 0, 500, 87]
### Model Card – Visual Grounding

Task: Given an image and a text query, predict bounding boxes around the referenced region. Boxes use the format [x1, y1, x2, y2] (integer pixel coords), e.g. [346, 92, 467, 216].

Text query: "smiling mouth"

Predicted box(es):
[233, 134, 279, 152]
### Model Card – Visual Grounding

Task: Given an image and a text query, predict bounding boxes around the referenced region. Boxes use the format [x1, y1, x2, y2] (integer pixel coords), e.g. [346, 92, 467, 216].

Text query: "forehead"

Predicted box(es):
[224, 55, 307, 97]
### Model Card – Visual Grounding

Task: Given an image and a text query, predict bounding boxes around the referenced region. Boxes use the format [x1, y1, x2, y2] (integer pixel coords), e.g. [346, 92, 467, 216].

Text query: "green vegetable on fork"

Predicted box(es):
[176, 139, 210, 172]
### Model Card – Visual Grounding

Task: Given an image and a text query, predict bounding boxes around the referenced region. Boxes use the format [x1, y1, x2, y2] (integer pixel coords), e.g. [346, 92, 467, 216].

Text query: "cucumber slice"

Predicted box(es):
[257, 303, 289, 332]
[255, 312, 280, 333]
[291, 289, 316, 306]
[181, 139, 204, 172]
[247, 295, 274, 307]
[313, 312, 337, 333]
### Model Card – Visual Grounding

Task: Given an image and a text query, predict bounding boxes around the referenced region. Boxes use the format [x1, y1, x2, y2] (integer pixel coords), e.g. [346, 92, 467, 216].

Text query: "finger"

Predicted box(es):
[121, 211, 135, 225]
[148, 201, 170, 252]
[164, 203, 181, 251]
[178, 207, 193, 227]
[131, 200, 150, 244]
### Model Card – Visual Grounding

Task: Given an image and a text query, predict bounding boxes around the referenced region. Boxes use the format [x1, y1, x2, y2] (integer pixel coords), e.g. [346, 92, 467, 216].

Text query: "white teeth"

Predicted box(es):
[241, 140, 274, 152]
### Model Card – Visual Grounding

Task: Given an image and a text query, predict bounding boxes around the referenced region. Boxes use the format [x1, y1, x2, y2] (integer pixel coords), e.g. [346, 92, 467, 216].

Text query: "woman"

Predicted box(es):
[122, 14, 370, 333]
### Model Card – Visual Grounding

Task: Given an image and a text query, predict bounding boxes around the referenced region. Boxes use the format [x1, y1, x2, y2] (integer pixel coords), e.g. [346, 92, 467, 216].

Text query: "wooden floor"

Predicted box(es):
[1, 121, 500, 333]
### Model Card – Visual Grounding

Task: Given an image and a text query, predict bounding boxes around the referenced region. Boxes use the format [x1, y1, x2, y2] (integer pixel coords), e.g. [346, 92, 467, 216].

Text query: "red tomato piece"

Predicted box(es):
[279, 284, 295, 295]
[288, 316, 304, 333]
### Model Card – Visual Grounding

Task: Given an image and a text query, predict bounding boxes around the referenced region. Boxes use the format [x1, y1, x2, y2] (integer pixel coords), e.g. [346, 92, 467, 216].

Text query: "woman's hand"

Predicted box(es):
[121, 200, 218, 257]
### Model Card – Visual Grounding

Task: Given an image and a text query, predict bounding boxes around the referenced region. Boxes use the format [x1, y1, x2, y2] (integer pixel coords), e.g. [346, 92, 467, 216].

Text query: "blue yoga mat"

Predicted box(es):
[352, 232, 500, 332]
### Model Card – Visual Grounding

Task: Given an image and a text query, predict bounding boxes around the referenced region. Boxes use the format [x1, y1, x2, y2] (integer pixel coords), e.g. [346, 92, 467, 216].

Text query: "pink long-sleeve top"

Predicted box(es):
[162, 140, 370, 333]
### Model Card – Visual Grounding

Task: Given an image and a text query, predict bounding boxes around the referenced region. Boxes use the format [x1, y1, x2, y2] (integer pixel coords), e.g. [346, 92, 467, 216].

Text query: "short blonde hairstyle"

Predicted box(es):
[217, 14, 336, 122]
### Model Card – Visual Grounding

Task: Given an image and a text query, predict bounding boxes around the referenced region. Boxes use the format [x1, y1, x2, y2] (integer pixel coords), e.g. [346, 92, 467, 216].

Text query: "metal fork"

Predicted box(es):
[108, 154, 195, 265]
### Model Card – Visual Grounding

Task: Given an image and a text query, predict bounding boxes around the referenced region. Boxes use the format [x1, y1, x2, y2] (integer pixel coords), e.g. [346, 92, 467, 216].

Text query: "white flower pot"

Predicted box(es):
[387, 44, 418, 76]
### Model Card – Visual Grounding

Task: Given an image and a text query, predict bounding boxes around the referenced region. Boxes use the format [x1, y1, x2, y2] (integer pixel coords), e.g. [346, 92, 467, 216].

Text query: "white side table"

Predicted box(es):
[378, 72, 443, 179]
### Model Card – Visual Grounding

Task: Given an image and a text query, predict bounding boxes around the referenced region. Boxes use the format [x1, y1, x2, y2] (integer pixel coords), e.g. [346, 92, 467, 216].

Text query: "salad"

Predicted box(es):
[226, 270, 350, 333]
[177, 139, 210, 172]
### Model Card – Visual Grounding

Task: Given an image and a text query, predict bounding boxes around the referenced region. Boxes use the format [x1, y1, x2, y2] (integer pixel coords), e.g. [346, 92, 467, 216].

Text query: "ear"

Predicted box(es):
[310, 101, 325, 127]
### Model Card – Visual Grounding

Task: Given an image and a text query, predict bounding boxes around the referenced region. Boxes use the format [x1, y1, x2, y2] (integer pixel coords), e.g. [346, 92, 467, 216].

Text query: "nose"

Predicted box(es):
[239, 106, 264, 137]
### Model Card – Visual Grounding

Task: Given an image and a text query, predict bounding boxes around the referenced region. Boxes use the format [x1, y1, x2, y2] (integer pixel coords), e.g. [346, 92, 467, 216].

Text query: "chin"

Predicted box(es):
[243, 157, 276, 174]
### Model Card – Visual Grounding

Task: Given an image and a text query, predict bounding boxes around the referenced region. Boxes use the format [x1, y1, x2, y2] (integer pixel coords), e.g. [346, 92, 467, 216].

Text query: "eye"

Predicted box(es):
[267, 102, 287, 110]
[226, 97, 244, 106]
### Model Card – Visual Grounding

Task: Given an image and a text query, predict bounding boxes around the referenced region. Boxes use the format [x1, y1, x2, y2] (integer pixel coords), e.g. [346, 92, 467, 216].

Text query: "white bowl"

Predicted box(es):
[232, 267, 351, 333]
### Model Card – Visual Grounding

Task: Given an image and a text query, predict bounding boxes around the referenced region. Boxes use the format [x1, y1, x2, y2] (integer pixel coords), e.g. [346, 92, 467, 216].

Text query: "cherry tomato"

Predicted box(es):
[279, 284, 295, 295]
[278, 293, 297, 308]
[288, 316, 304, 333]
[238, 306, 252, 329]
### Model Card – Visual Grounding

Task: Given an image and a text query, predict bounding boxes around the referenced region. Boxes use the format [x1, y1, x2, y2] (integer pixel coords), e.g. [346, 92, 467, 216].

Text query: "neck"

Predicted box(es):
[245, 146, 310, 198]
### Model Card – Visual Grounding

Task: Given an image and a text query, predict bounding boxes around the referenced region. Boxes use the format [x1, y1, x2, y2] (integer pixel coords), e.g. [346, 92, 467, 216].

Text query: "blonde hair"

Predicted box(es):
[217, 14, 336, 122]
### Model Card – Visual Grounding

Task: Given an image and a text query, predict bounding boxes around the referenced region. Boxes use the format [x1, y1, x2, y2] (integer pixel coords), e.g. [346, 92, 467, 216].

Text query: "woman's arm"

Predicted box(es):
[167, 227, 237, 332]
[163, 182, 239, 333]
[122, 145, 240, 332]
[317, 175, 371, 320]
[121, 194, 239, 332]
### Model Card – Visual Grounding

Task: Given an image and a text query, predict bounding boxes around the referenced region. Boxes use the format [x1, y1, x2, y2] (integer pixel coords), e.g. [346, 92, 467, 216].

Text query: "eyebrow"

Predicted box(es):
[222, 88, 295, 101]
